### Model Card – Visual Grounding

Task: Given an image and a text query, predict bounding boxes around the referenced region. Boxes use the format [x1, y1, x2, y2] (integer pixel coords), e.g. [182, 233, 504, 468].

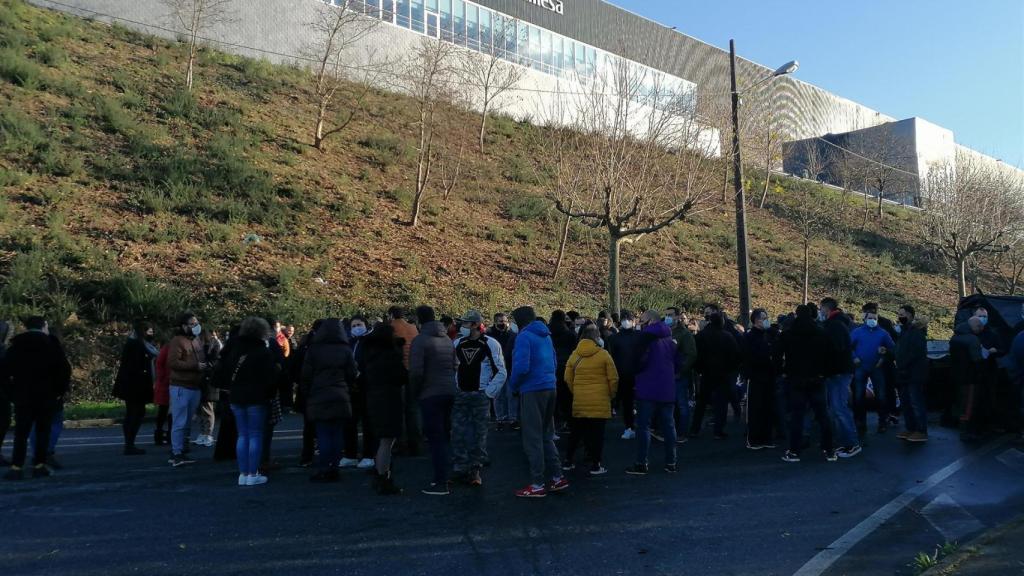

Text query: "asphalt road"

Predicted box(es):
[0, 413, 1021, 576]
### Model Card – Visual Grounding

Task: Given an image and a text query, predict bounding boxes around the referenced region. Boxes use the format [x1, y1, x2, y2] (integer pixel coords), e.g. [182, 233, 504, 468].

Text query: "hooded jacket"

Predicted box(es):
[634, 321, 679, 402]
[508, 320, 557, 395]
[894, 317, 929, 384]
[565, 339, 618, 418]
[300, 319, 357, 421]
[218, 335, 280, 406]
[778, 317, 829, 388]
[409, 321, 456, 400]
[695, 323, 741, 381]
[113, 335, 158, 404]
[606, 328, 643, 379]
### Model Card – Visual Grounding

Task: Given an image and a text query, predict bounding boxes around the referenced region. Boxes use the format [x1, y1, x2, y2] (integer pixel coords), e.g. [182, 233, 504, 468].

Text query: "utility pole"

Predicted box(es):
[730, 39, 752, 328]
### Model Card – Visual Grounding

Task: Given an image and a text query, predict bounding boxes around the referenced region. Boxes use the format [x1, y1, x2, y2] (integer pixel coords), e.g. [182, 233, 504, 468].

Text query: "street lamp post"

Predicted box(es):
[729, 38, 797, 327]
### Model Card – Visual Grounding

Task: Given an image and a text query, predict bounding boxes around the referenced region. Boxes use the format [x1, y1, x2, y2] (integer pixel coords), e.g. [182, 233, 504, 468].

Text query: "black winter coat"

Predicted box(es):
[217, 336, 279, 406]
[607, 329, 643, 378]
[363, 330, 407, 439]
[779, 319, 829, 388]
[113, 337, 156, 404]
[822, 313, 855, 376]
[301, 319, 356, 422]
[2, 331, 71, 407]
[549, 324, 577, 382]
[742, 328, 775, 381]
[695, 325, 741, 379]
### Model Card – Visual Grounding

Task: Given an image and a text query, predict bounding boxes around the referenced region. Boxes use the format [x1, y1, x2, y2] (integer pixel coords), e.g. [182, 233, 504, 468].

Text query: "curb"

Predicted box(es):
[62, 416, 156, 429]
[921, 515, 1024, 576]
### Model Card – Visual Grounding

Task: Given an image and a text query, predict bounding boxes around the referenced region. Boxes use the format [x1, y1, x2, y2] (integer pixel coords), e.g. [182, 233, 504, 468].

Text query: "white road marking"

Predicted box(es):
[791, 436, 1010, 576]
[995, 448, 1024, 474]
[46, 435, 304, 449]
[919, 493, 985, 542]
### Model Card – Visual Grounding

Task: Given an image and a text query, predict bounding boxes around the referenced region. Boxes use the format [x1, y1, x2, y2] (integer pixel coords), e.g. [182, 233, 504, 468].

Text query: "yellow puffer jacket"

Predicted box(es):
[565, 339, 619, 419]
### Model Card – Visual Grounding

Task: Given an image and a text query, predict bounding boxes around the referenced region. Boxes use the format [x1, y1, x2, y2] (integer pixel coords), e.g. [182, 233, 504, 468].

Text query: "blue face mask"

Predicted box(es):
[351, 325, 367, 338]
[663, 316, 675, 326]
[978, 316, 988, 327]
[865, 319, 878, 328]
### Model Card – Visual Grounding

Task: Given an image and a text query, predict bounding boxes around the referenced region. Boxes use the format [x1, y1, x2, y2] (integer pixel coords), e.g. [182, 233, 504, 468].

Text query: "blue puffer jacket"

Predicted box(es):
[508, 321, 556, 395]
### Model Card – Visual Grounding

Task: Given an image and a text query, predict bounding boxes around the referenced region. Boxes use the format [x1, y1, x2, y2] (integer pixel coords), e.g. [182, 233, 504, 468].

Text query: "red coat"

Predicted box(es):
[154, 344, 171, 406]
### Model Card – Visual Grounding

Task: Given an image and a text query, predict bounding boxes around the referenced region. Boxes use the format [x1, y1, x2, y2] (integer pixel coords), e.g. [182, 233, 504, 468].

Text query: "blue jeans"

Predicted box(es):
[853, 366, 887, 428]
[825, 374, 858, 448]
[170, 386, 202, 455]
[30, 405, 63, 454]
[231, 404, 267, 475]
[901, 377, 928, 433]
[636, 400, 676, 466]
[315, 420, 345, 471]
[494, 381, 519, 423]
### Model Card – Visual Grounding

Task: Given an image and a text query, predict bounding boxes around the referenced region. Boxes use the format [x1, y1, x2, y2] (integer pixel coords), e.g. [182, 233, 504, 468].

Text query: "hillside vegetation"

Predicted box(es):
[0, 1, 958, 402]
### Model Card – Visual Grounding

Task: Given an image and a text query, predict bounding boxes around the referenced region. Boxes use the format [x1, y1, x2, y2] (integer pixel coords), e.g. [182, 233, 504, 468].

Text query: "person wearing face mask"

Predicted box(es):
[487, 313, 519, 431]
[950, 317, 987, 441]
[167, 311, 210, 467]
[113, 321, 159, 456]
[744, 309, 777, 450]
[895, 304, 930, 443]
[692, 312, 741, 441]
[562, 325, 618, 475]
[862, 303, 900, 428]
[342, 316, 377, 470]
[607, 310, 642, 438]
[819, 297, 860, 459]
[850, 311, 896, 437]
[971, 306, 1012, 433]
[627, 310, 680, 475]
[664, 307, 697, 442]
[452, 310, 507, 487]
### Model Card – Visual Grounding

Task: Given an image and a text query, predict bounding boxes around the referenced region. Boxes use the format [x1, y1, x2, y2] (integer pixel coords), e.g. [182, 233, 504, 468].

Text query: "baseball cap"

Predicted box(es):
[460, 310, 484, 324]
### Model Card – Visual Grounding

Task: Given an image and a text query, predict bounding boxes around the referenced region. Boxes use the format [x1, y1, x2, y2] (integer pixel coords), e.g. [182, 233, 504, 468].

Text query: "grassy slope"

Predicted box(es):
[0, 1, 958, 402]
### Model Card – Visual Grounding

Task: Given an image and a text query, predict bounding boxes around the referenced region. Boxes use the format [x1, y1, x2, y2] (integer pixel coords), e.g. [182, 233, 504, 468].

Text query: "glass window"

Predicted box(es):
[396, 0, 410, 27]
[439, 0, 452, 41]
[426, 0, 437, 10]
[575, 41, 585, 75]
[586, 46, 597, 77]
[530, 26, 540, 66]
[453, 0, 465, 45]
[505, 16, 517, 60]
[562, 39, 573, 76]
[552, 35, 562, 72]
[479, 8, 491, 54]
[542, 29, 554, 70]
[466, 4, 478, 51]
[381, 0, 394, 22]
[411, 0, 424, 32]
[364, 0, 380, 18]
[427, 11, 438, 38]
[518, 22, 529, 65]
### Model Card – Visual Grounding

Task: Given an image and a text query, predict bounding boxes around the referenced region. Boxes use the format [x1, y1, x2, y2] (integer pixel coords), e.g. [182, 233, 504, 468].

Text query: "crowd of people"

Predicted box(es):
[0, 298, 1022, 498]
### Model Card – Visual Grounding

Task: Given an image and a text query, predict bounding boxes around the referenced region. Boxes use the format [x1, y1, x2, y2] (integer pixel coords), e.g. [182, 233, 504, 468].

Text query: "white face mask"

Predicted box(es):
[620, 320, 634, 330]
[895, 324, 902, 335]
[761, 319, 771, 330]
[191, 324, 202, 337]
[865, 319, 878, 329]
[596, 338, 605, 348]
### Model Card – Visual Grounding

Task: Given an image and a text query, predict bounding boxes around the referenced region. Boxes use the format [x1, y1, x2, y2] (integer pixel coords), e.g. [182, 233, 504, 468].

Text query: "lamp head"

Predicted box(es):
[773, 60, 799, 77]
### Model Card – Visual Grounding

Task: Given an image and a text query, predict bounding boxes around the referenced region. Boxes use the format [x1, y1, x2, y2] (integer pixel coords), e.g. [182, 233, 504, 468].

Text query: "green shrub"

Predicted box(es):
[45, 74, 86, 98]
[504, 195, 550, 221]
[626, 285, 709, 314]
[0, 48, 40, 88]
[503, 155, 547, 185]
[121, 90, 146, 110]
[35, 44, 67, 67]
[161, 87, 197, 119]
[0, 106, 45, 153]
[359, 134, 407, 169]
[94, 95, 138, 135]
[0, 168, 26, 188]
[100, 271, 189, 322]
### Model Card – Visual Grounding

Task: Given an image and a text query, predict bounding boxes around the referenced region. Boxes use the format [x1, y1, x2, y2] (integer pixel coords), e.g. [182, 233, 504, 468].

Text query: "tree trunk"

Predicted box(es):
[876, 191, 883, 219]
[802, 239, 810, 304]
[956, 256, 968, 299]
[478, 103, 488, 154]
[314, 105, 326, 151]
[186, 40, 196, 91]
[721, 162, 729, 204]
[758, 166, 771, 208]
[608, 234, 622, 315]
[552, 205, 572, 280]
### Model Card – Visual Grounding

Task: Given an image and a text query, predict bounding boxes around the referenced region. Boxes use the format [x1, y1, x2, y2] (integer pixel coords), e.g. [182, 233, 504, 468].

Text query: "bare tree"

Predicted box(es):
[307, 0, 382, 151]
[774, 180, 844, 304]
[991, 236, 1024, 295]
[404, 38, 456, 227]
[918, 150, 1024, 298]
[161, 0, 235, 91]
[459, 50, 524, 153]
[852, 126, 916, 219]
[544, 60, 720, 313]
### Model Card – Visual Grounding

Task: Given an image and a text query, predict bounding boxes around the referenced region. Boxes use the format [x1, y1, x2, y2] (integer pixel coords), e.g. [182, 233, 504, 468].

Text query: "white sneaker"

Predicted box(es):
[238, 474, 247, 486]
[357, 458, 375, 469]
[339, 458, 359, 468]
[552, 434, 561, 441]
[621, 428, 636, 440]
[246, 474, 268, 486]
[204, 435, 216, 447]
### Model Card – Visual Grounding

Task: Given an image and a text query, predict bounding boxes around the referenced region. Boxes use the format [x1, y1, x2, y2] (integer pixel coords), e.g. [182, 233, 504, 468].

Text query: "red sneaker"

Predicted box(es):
[548, 477, 570, 492]
[515, 484, 547, 498]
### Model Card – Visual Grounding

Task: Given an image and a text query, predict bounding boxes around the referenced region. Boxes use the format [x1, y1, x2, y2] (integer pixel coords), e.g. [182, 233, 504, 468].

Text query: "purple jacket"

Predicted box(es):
[634, 322, 679, 402]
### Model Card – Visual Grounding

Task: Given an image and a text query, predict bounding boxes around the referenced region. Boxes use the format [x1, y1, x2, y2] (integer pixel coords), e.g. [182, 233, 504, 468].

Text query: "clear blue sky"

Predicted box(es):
[613, 0, 1024, 168]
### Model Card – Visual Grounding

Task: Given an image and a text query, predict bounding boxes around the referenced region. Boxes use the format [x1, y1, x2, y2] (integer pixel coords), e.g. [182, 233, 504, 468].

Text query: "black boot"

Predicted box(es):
[154, 429, 165, 446]
[377, 472, 402, 495]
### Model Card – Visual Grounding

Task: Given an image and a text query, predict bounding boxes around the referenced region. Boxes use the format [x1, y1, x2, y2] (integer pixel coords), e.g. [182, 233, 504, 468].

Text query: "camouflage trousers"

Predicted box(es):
[452, 390, 490, 473]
